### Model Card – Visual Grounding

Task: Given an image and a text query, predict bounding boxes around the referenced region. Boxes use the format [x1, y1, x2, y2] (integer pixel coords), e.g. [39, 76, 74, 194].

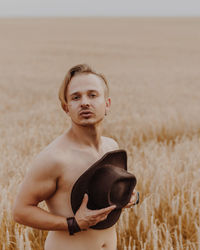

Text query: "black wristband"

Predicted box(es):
[66, 217, 81, 235]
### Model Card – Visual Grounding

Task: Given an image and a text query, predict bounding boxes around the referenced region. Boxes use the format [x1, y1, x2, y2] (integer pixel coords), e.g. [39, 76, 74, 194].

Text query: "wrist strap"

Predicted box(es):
[66, 217, 81, 235]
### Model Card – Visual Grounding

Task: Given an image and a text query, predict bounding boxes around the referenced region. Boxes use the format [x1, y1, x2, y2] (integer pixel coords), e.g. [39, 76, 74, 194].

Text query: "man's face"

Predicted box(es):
[65, 73, 111, 127]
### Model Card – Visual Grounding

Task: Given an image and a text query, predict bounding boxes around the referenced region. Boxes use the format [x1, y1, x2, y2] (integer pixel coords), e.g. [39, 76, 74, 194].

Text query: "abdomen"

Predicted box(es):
[44, 226, 117, 250]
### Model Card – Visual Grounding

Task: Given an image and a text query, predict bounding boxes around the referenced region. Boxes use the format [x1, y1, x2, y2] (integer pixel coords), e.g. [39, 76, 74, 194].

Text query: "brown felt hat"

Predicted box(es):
[71, 149, 137, 229]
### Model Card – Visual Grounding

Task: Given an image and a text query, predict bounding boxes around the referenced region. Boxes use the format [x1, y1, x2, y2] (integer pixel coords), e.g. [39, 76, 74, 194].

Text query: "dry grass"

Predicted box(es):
[0, 17, 200, 249]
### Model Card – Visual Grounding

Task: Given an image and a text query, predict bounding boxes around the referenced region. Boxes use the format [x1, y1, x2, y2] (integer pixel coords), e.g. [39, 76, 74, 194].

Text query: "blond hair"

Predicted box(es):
[58, 64, 109, 110]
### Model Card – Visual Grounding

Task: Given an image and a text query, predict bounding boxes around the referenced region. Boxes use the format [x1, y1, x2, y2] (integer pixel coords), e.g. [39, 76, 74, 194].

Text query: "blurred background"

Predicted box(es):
[0, 0, 200, 17]
[0, 1, 200, 249]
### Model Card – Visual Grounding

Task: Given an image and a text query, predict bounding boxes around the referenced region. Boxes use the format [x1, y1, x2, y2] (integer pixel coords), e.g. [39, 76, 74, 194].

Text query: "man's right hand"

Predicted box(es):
[74, 193, 116, 230]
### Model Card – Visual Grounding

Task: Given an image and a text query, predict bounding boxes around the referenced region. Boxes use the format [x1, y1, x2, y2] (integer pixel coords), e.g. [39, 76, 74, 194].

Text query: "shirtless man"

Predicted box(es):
[13, 64, 137, 250]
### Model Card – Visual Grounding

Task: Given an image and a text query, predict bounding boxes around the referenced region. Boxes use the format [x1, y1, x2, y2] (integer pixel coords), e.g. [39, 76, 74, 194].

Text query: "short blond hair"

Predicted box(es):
[58, 64, 109, 110]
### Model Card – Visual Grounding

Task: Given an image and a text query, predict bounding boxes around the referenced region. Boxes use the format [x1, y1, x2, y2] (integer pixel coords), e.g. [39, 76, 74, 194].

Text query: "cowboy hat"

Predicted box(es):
[70, 149, 137, 229]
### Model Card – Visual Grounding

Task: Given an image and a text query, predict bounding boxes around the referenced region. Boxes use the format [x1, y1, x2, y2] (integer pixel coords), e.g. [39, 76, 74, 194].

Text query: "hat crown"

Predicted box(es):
[88, 164, 135, 209]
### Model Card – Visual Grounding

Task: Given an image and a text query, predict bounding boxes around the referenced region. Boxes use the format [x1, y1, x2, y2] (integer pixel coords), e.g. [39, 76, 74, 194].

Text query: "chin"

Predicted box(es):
[74, 117, 104, 127]
[80, 120, 98, 127]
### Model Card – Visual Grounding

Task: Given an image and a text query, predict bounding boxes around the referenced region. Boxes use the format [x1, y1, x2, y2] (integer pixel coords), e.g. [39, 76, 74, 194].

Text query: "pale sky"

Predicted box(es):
[0, 0, 200, 17]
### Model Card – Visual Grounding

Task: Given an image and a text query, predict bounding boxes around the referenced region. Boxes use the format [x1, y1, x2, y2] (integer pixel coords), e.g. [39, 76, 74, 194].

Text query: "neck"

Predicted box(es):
[68, 122, 103, 153]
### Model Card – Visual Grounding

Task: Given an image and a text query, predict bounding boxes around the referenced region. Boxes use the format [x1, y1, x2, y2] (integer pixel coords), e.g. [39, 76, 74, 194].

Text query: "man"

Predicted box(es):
[13, 64, 137, 250]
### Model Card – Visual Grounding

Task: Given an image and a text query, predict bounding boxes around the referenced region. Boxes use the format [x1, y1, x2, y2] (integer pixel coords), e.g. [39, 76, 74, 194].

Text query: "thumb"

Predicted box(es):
[81, 193, 88, 207]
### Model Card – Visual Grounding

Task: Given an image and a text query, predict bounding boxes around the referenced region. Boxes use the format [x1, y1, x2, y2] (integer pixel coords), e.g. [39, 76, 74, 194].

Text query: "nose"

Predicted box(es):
[80, 95, 90, 108]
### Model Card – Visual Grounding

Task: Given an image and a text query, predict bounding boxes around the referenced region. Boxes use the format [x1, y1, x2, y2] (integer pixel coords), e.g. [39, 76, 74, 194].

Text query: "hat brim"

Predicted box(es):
[71, 149, 135, 229]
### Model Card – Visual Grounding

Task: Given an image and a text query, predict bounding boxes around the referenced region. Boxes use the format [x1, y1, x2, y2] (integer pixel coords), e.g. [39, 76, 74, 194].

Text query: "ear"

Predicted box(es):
[62, 103, 69, 114]
[105, 97, 111, 115]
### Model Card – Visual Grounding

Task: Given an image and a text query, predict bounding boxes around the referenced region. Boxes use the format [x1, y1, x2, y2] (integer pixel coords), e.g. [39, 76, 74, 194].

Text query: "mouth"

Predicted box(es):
[79, 111, 94, 118]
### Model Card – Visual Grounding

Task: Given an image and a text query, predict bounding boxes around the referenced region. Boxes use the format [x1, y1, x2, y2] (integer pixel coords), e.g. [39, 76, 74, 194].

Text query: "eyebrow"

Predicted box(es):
[69, 90, 99, 97]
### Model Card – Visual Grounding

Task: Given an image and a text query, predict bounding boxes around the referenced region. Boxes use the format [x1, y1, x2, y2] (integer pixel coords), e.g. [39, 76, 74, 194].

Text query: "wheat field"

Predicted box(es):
[0, 17, 200, 250]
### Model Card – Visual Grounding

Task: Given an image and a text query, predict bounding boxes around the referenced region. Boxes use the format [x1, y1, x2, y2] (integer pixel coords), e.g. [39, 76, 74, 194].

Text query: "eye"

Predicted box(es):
[72, 96, 80, 100]
[90, 93, 97, 98]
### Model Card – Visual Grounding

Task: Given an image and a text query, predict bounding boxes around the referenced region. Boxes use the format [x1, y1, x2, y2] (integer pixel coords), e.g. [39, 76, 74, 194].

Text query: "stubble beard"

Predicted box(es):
[72, 114, 105, 128]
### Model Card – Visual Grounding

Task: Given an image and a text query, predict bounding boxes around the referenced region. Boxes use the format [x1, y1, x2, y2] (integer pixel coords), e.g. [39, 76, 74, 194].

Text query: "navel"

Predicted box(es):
[101, 243, 106, 248]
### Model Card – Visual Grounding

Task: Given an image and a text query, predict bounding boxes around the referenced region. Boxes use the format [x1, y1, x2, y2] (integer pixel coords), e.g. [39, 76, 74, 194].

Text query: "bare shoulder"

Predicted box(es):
[102, 136, 119, 151]
[15, 138, 67, 206]
[24, 134, 71, 186]
[31, 134, 70, 171]
[28, 147, 61, 178]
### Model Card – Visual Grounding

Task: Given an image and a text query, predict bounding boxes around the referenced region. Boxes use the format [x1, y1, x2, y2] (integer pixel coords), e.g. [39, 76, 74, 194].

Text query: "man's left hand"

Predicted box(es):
[123, 191, 139, 209]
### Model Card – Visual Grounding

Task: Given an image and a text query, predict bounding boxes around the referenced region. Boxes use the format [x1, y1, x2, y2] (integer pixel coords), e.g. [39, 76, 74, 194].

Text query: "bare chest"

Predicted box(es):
[58, 151, 101, 192]
[45, 142, 115, 216]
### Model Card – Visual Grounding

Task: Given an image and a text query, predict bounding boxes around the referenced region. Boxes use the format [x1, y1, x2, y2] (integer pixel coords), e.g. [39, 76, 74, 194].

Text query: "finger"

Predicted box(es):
[124, 202, 132, 208]
[97, 211, 110, 221]
[101, 205, 116, 213]
[95, 205, 116, 215]
[131, 190, 137, 198]
[126, 192, 140, 207]
[132, 190, 136, 196]
[128, 202, 135, 207]
[80, 193, 88, 207]
[130, 195, 137, 203]
[100, 214, 108, 221]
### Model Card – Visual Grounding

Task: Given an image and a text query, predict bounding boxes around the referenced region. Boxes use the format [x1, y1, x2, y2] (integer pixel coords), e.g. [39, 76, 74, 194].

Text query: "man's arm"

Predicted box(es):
[12, 151, 68, 231]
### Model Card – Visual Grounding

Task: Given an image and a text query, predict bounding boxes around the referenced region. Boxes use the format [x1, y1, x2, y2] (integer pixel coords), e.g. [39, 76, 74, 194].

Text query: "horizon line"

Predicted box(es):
[0, 15, 200, 18]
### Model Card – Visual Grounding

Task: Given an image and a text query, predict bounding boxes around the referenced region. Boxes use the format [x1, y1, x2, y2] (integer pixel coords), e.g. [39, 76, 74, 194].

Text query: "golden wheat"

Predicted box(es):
[1, 17, 200, 250]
